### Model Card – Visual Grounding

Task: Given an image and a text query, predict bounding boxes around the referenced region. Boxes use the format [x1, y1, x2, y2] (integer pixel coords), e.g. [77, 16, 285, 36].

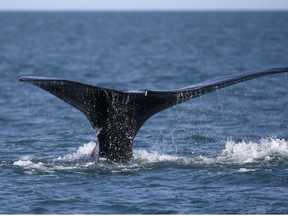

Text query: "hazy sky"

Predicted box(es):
[1, 0, 288, 11]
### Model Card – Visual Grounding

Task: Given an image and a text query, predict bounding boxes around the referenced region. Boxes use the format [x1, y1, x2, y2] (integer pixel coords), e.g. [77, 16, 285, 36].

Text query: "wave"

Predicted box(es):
[12, 138, 288, 174]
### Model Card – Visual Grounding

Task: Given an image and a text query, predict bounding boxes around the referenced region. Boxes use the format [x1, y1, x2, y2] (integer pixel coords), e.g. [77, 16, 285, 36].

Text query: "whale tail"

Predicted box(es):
[19, 67, 288, 163]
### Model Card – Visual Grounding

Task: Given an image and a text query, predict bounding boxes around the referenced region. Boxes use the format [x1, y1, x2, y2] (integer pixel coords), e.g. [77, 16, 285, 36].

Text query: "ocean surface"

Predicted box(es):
[0, 12, 288, 214]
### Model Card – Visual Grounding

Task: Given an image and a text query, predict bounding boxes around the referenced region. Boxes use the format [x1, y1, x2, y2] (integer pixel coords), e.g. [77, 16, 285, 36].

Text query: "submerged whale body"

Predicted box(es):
[19, 67, 288, 163]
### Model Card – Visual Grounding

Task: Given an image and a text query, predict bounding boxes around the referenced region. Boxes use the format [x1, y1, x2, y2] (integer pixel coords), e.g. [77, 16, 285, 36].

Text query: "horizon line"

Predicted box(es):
[1, 8, 288, 12]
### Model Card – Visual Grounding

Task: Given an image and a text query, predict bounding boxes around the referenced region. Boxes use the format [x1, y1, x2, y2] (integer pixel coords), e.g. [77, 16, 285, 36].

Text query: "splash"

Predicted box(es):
[134, 138, 288, 166]
[219, 138, 288, 164]
[12, 137, 288, 174]
[13, 155, 47, 174]
[133, 149, 184, 163]
[56, 141, 96, 161]
[13, 142, 97, 174]
[13, 155, 42, 167]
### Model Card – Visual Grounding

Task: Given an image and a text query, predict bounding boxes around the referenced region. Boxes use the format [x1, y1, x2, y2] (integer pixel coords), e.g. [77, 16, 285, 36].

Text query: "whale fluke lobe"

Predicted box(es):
[19, 67, 288, 163]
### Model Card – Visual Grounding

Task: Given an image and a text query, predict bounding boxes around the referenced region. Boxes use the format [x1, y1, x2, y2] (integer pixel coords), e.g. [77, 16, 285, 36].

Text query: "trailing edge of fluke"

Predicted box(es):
[19, 67, 288, 163]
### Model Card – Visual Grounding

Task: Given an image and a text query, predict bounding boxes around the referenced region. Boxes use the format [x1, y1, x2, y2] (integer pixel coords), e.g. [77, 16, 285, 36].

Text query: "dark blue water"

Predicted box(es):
[0, 12, 288, 214]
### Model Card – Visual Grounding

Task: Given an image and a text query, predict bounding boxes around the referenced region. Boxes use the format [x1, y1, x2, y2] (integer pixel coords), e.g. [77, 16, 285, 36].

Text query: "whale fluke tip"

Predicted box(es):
[19, 76, 59, 83]
[18, 77, 27, 82]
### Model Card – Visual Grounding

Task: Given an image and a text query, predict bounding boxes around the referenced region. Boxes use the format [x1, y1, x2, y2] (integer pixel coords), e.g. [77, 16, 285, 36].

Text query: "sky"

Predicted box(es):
[1, 0, 288, 11]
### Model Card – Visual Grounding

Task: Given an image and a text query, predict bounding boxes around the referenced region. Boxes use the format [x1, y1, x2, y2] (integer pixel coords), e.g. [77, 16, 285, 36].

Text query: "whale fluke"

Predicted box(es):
[19, 67, 288, 163]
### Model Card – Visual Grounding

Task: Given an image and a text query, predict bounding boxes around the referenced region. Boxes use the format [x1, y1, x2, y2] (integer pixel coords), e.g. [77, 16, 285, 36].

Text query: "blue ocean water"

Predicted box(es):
[0, 12, 288, 214]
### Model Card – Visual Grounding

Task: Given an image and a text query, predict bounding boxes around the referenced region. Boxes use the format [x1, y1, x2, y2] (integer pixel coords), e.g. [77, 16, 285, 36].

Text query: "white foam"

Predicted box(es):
[238, 168, 256, 172]
[135, 138, 288, 166]
[13, 142, 97, 173]
[57, 141, 96, 161]
[13, 138, 288, 174]
[133, 149, 183, 163]
[133, 138, 288, 166]
[13, 156, 45, 171]
[219, 138, 288, 164]
[13, 155, 34, 166]
[13, 159, 33, 166]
